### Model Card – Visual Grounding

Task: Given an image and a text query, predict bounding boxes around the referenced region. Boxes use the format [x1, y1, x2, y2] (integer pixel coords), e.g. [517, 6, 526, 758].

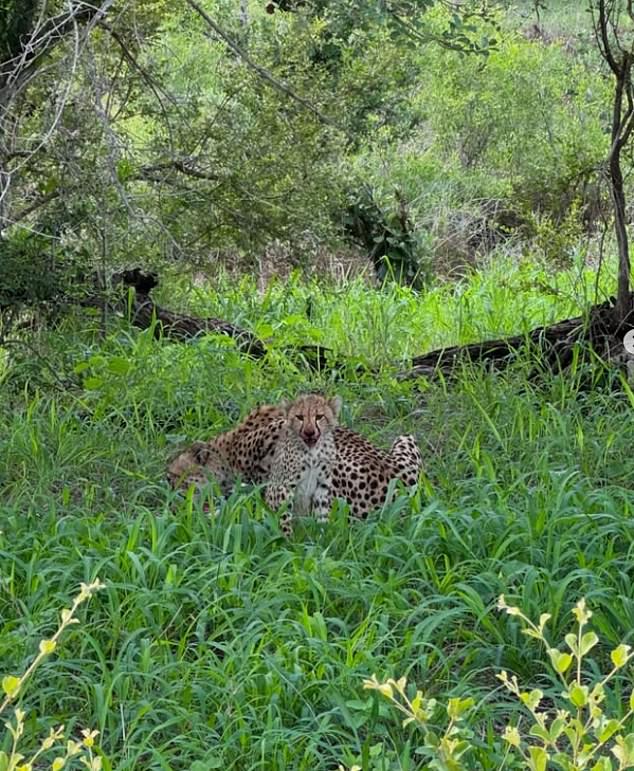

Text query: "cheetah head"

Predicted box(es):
[166, 441, 233, 495]
[282, 393, 342, 449]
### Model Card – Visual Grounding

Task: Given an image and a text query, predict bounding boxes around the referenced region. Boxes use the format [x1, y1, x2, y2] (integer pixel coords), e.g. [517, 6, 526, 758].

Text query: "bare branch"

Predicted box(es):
[137, 159, 221, 182]
[0, 1, 113, 112]
[12, 190, 61, 222]
[98, 21, 179, 109]
[593, 0, 620, 76]
[185, 0, 347, 136]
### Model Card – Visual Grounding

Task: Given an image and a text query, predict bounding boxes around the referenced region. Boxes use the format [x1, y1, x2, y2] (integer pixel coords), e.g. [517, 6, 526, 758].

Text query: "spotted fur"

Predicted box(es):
[167, 397, 423, 533]
[265, 394, 423, 535]
[166, 403, 285, 496]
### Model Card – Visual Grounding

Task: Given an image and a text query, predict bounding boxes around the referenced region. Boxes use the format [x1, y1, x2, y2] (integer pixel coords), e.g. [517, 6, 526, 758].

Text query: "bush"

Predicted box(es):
[361, 597, 634, 770]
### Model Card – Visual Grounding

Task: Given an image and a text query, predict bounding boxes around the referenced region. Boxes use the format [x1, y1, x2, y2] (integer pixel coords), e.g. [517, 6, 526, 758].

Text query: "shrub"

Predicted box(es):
[362, 596, 634, 770]
[0, 580, 106, 771]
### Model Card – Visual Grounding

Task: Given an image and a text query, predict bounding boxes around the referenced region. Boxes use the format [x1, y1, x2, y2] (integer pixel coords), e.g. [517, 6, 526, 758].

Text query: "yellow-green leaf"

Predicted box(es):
[39, 639, 57, 655]
[580, 631, 599, 656]
[447, 697, 474, 720]
[538, 613, 551, 631]
[599, 719, 621, 744]
[611, 644, 632, 669]
[520, 689, 543, 711]
[2, 675, 20, 698]
[548, 648, 573, 674]
[528, 746, 548, 771]
[569, 684, 589, 708]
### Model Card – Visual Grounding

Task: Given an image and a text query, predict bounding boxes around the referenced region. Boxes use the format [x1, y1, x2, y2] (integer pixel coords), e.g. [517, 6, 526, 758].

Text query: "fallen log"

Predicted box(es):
[401, 296, 633, 380]
[111, 268, 266, 356]
[111, 269, 334, 369]
[107, 269, 634, 382]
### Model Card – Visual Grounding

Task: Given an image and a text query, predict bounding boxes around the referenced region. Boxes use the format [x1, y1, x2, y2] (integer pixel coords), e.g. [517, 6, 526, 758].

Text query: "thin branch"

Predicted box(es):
[596, 0, 620, 76]
[185, 0, 347, 136]
[12, 190, 61, 222]
[0, 1, 113, 112]
[137, 159, 221, 182]
[98, 20, 179, 108]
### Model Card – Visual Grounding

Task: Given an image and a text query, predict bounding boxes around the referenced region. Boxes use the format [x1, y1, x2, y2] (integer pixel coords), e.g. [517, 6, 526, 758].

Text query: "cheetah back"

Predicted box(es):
[331, 427, 422, 519]
[167, 404, 285, 495]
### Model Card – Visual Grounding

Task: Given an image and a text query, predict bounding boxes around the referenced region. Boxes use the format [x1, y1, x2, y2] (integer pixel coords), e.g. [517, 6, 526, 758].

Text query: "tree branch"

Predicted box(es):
[12, 190, 60, 222]
[0, 1, 112, 112]
[97, 20, 179, 109]
[185, 0, 347, 136]
[137, 159, 221, 182]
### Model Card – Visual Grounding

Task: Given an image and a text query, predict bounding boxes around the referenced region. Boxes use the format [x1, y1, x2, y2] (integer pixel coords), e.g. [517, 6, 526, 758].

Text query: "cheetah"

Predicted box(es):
[265, 393, 423, 535]
[166, 403, 285, 498]
[167, 396, 423, 531]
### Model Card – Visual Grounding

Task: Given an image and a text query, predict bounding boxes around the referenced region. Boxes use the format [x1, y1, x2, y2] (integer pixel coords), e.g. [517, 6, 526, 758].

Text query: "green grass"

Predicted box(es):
[1, 258, 634, 769]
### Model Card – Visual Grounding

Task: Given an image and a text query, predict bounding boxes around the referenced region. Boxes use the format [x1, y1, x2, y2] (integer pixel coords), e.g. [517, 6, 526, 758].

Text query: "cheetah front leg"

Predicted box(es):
[311, 478, 333, 524]
[265, 483, 295, 537]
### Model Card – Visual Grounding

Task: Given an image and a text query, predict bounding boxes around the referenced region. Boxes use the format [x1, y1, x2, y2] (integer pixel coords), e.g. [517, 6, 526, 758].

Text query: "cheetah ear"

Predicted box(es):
[279, 398, 291, 416]
[329, 395, 343, 417]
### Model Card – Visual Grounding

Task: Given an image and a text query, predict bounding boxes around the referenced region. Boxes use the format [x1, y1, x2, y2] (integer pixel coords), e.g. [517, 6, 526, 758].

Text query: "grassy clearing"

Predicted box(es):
[1, 259, 634, 769]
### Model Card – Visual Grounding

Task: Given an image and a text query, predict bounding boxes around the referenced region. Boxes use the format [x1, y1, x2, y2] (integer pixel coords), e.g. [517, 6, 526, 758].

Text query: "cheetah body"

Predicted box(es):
[166, 403, 284, 495]
[264, 394, 423, 532]
[167, 398, 423, 528]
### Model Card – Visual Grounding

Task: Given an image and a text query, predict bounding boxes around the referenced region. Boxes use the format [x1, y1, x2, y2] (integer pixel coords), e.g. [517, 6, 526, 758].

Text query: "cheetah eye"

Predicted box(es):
[295, 414, 304, 421]
[316, 414, 324, 420]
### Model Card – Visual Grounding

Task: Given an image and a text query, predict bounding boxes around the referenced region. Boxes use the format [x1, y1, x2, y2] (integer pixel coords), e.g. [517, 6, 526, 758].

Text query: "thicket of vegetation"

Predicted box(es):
[3, 1, 634, 769]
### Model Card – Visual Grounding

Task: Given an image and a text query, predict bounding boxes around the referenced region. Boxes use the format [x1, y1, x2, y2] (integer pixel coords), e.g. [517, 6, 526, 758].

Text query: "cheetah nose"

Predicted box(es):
[302, 427, 318, 446]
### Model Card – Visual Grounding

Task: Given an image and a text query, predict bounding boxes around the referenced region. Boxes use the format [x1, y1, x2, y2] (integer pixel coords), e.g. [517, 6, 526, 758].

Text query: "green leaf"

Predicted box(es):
[39, 638, 56, 655]
[548, 648, 573, 674]
[591, 759, 612, 771]
[528, 746, 549, 771]
[424, 730, 439, 748]
[565, 633, 579, 656]
[529, 724, 550, 742]
[611, 733, 634, 766]
[83, 376, 103, 390]
[254, 322, 274, 338]
[2, 675, 20, 698]
[569, 684, 589, 708]
[549, 717, 566, 743]
[106, 357, 131, 375]
[0, 751, 8, 771]
[580, 631, 599, 656]
[116, 159, 134, 183]
[520, 689, 543, 711]
[599, 719, 621, 744]
[553, 753, 575, 771]
[446, 696, 474, 720]
[611, 644, 632, 669]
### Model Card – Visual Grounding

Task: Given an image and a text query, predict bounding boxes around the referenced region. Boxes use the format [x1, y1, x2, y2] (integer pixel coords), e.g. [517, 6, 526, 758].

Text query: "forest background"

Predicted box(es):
[3, 1, 634, 769]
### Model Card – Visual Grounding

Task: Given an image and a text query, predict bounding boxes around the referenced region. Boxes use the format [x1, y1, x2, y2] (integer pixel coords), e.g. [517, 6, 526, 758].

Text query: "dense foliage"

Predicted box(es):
[0, 0, 616, 298]
[3, 2, 634, 769]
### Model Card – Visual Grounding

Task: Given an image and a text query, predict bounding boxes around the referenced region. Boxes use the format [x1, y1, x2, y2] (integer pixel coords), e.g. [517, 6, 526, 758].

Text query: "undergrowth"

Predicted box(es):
[1, 258, 633, 769]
